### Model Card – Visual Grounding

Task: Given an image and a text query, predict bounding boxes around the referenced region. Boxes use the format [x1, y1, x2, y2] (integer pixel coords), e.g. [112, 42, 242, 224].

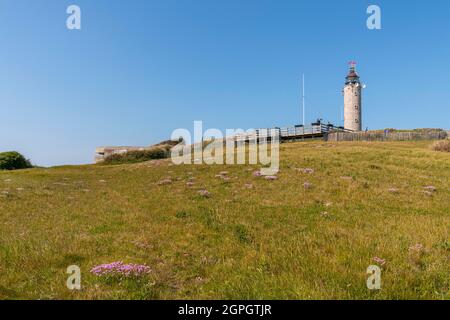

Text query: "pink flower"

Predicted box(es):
[158, 178, 172, 185]
[297, 168, 314, 174]
[253, 170, 262, 177]
[198, 189, 211, 197]
[90, 261, 151, 277]
[372, 257, 386, 266]
[303, 182, 313, 189]
[409, 243, 424, 253]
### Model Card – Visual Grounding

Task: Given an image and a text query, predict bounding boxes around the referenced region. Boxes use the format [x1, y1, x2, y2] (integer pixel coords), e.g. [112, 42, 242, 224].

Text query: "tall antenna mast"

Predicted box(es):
[302, 74, 305, 126]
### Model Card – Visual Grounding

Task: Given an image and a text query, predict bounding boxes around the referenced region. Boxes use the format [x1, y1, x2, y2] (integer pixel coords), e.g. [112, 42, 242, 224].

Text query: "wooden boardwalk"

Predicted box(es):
[233, 123, 350, 143]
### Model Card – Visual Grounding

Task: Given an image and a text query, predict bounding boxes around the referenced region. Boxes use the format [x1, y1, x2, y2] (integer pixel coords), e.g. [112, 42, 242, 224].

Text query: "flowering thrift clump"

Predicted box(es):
[198, 189, 211, 197]
[303, 182, 313, 189]
[253, 170, 262, 177]
[90, 261, 151, 277]
[372, 257, 386, 266]
[296, 168, 315, 174]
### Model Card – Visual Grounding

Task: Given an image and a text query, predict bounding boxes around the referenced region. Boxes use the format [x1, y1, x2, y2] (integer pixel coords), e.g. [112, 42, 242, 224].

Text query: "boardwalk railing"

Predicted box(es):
[231, 123, 350, 143]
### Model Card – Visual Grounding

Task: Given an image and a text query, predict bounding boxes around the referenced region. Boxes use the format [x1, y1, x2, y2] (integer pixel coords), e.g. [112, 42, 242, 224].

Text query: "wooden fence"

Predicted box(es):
[326, 131, 448, 142]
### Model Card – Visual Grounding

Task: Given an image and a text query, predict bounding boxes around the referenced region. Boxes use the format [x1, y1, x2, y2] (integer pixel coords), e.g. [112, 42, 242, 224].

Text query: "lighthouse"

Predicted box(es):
[343, 62, 362, 132]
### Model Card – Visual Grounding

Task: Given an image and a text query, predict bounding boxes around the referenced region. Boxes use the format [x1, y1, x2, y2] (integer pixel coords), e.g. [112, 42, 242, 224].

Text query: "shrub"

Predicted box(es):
[103, 147, 169, 165]
[0, 152, 32, 170]
[432, 140, 450, 153]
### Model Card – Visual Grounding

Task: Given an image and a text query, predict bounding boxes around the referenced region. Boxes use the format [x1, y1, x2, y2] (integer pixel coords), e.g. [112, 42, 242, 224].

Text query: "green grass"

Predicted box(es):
[0, 140, 449, 300]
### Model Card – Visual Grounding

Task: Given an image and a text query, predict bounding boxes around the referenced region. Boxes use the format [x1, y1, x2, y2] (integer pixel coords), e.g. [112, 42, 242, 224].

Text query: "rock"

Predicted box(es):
[264, 175, 278, 181]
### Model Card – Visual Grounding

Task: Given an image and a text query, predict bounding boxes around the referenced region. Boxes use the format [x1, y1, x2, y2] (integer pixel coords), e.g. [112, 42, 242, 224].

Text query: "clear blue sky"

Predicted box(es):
[1, 0, 449, 166]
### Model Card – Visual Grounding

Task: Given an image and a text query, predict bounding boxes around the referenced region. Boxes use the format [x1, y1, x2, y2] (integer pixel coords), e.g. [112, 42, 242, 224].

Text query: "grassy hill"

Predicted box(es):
[0, 140, 449, 299]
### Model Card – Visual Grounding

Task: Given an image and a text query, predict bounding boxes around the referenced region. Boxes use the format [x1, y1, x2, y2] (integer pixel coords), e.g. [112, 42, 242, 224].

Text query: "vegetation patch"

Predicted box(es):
[1, 140, 449, 299]
[102, 146, 170, 165]
[0, 152, 32, 170]
[432, 140, 450, 152]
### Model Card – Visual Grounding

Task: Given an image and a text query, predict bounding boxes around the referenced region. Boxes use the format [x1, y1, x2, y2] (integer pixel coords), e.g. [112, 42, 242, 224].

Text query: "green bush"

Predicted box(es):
[103, 147, 169, 165]
[0, 152, 32, 170]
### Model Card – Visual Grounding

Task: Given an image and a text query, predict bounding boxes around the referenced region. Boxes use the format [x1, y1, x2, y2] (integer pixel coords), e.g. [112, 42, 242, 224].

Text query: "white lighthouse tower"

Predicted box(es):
[343, 62, 362, 132]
